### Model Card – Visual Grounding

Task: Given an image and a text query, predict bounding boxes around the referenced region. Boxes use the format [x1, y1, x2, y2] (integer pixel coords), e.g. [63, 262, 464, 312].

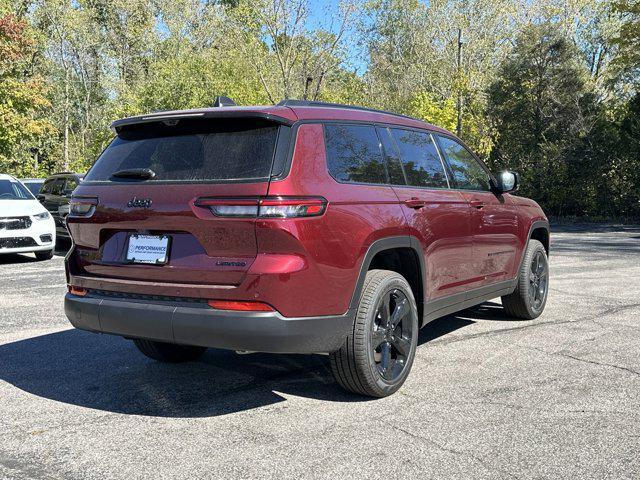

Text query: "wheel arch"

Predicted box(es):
[517, 220, 550, 272]
[348, 236, 426, 325]
[530, 224, 550, 254]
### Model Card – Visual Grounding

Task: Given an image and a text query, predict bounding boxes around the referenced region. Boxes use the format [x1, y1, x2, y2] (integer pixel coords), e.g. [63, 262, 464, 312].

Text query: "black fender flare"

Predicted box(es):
[515, 219, 550, 274]
[347, 236, 427, 313]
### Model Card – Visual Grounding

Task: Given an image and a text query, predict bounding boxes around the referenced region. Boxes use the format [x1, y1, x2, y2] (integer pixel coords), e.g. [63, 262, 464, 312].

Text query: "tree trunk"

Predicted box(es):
[63, 69, 70, 170]
[456, 28, 463, 137]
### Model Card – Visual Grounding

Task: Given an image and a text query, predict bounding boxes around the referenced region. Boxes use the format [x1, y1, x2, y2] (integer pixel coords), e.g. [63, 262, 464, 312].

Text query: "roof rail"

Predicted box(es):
[51, 171, 78, 176]
[276, 99, 419, 121]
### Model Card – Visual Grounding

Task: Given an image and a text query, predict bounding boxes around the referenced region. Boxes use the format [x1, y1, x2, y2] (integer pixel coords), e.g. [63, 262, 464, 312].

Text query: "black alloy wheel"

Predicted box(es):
[330, 269, 419, 397]
[529, 250, 548, 311]
[502, 239, 549, 320]
[371, 289, 415, 383]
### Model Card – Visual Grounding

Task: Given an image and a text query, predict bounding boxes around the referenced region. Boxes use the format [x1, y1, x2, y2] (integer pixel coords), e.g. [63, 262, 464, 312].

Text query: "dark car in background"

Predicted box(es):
[37, 172, 84, 240]
[20, 178, 45, 196]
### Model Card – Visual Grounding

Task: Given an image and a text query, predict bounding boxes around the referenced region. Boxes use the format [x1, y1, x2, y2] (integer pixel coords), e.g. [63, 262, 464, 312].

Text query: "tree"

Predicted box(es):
[487, 23, 598, 216]
[363, 0, 517, 153]
[612, 1, 640, 87]
[0, 13, 55, 177]
[228, 0, 359, 102]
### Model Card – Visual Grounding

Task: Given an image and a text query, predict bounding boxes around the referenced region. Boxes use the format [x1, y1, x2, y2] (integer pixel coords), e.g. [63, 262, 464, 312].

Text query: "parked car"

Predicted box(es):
[0, 174, 56, 260]
[63, 100, 549, 397]
[20, 178, 45, 196]
[37, 172, 84, 240]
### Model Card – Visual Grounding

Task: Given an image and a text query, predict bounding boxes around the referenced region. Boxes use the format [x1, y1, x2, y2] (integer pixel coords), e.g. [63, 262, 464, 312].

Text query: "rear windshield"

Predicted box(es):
[85, 119, 280, 183]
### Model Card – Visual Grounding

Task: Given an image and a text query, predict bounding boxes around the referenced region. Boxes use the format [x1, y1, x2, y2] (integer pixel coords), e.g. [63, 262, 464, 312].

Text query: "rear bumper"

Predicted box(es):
[64, 293, 353, 354]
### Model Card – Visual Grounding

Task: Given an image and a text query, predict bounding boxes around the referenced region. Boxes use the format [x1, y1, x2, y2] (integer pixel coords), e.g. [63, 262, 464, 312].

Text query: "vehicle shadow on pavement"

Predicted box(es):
[0, 329, 339, 417]
[449, 301, 517, 323]
[0, 306, 502, 417]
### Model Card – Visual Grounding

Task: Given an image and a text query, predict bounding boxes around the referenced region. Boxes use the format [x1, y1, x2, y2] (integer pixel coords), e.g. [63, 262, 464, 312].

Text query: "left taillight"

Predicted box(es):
[195, 196, 327, 219]
[69, 196, 98, 217]
[68, 286, 87, 296]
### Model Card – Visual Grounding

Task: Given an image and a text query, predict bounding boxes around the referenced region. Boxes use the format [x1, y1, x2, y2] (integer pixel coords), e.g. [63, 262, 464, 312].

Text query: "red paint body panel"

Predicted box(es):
[66, 105, 548, 321]
[391, 186, 473, 299]
[459, 191, 521, 287]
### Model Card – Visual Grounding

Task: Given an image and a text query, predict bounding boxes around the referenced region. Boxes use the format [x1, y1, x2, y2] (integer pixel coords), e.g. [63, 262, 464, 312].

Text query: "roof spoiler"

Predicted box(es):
[110, 110, 293, 133]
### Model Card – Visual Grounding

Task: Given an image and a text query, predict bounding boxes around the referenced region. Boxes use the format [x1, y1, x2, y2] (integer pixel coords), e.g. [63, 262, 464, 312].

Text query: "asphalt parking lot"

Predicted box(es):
[1, 226, 639, 479]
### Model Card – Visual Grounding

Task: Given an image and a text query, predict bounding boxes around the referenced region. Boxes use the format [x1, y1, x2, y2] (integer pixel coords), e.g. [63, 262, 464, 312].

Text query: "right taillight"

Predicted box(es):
[195, 196, 327, 219]
[207, 300, 274, 311]
[258, 197, 326, 218]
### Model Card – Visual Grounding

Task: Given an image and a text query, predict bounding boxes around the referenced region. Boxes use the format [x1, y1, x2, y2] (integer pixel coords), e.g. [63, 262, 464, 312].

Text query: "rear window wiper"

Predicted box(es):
[111, 168, 156, 180]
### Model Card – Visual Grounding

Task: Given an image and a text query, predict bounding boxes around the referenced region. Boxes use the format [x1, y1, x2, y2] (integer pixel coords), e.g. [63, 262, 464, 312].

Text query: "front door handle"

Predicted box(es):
[404, 198, 426, 209]
[470, 200, 485, 209]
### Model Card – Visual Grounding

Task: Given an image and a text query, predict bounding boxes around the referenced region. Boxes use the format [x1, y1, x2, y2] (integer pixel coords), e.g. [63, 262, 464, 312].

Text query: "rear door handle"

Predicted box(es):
[470, 200, 485, 209]
[404, 198, 426, 209]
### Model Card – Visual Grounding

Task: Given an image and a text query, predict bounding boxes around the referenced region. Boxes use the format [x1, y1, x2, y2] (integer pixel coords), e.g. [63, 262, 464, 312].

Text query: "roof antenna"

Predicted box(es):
[213, 96, 237, 107]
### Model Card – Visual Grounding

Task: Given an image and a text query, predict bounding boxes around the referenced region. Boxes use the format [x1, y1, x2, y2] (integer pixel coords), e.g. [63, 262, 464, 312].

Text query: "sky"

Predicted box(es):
[307, 0, 369, 74]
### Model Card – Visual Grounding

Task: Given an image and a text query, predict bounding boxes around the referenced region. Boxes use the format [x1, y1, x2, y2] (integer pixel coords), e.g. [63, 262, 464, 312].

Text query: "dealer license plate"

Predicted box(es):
[126, 234, 170, 265]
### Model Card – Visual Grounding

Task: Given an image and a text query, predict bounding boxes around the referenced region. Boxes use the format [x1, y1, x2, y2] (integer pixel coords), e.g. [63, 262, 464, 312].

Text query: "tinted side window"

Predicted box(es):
[391, 129, 448, 188]
[65, 177, 78, 192]
[324, 124, 387, 184]
[437, 136, 489, 191]
[40, 180, 53, 194]
[377, 127, 405, 185]
[46, 179, 64, 196]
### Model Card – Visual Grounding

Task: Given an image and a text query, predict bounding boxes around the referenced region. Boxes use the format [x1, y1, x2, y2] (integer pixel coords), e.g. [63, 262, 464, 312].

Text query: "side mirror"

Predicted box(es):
[492, 170, 519, 194]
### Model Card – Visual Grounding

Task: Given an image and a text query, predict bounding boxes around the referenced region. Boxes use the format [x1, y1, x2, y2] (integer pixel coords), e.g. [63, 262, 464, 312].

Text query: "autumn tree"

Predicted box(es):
[612, 0, 640, 87]
[228, 0, 360, 102]
[0, 12, 55, 176]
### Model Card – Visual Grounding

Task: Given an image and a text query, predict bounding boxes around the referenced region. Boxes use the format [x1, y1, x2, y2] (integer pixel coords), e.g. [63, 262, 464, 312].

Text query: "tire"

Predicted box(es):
[330, 269, 419, 398]
[133, 338, 207, 363]
[502, 239, 549, 320]
[35, 249, 54, 261]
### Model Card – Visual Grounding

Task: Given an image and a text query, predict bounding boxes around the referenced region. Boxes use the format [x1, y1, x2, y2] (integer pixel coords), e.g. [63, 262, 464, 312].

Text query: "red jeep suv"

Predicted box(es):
[64, 100, 549, 397]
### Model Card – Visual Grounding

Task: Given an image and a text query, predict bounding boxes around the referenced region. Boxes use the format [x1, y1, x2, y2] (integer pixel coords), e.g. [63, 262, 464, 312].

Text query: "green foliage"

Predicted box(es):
[0, 0, 638, 219]
[0, 12, 55, 177]
[487, 23, 601, 216]
[408, 92, 457, 132]
[612, 1, 640, 85]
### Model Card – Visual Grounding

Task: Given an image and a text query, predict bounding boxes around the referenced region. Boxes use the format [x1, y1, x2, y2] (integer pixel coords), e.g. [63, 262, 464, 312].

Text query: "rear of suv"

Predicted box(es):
[64, 100, 549, 397]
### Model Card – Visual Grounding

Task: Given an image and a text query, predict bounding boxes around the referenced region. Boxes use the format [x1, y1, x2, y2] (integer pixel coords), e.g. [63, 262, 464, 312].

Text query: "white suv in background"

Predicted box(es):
[0, 174, 56, 260]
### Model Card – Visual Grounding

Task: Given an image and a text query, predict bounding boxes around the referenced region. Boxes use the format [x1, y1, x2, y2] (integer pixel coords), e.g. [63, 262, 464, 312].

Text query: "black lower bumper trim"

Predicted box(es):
[64, 294, 353, 354]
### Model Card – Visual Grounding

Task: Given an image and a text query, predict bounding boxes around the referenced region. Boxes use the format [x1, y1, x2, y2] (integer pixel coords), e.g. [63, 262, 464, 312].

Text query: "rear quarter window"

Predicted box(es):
[84, 118, 280, 183]
[324, 124, 387, 184]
